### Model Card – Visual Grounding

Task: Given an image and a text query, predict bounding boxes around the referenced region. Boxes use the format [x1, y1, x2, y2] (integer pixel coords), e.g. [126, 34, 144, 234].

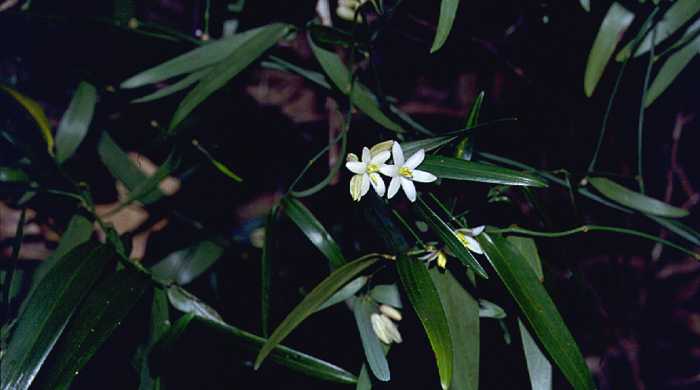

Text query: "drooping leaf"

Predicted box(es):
[431, 0, 461, 53]
[262, 204, 280, 337]
[588, 177, 689, 217]
[170, 23, 290, 130]
[281, 196, 345, 270]
[120, 25, 274, 89]
[396, 251, 453, 389]
[255, 254, 382, 369]
[354, 297, 390, 381]
[308, 27, 406, 133]
[55, 82, 98, 164]
[414, 197, 488, 279]
[420, 155, 547, 187]
[634, 0, 700, 57]
[34, 270, 151, 390]
[1, 85, 54, 155]
[1, 241, 116, 390]
[477, 232, 596, 390]
[644, 33, 700, 106]
[316, 276, 367, 312]
[584, 2, 635, 97]
[428, 267, 479, 390]
[646, 214, 700, 247]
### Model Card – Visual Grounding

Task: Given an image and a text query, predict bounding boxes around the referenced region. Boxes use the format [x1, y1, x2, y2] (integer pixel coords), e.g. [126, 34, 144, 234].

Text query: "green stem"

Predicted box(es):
[2, 208, 26, 328]
[638, 22, 658, 194]
[491, 225, 699, 259]
[391, 208, 425, 249]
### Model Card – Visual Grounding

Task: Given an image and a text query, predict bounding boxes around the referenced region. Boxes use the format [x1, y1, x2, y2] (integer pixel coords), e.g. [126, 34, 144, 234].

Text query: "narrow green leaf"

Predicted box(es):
[306, 24, 363, 50]
[281, 196, 345, 270]
[1, 241, 116, 390]
[431, 0, 461, 53]
[130, 69, 208, 103]
[170, 23, 290, 130]
[148, 311, 197, 376]
[137, 288, 170, 390]
[646, 214, 700, 247]
[588, 177, 689, 217]
[421, 155, 548, 187]
[428, 267, 479, 390]
[166, 285, 224, 323]
[414, 197, 488, 279]
[584, 2, 635, 97]
[150, 240, 224, 285]
[644, 33, 700, 106]
[255, 254, 381, 369]
[580, 0, 590, 12]
[356, 363, 372, 390]
[195, 316, 358, 384]
[308, 28, 406, 133]
[634, 0, 700, 57]
[368, 283, 403, 309]
[55, 82, 97, 164]
[316, 276, 367, 312]
[120, 25, 272, 89]
[35, 270, 151, 390]
[396, 252, 453, 389]
[477, 232, 596, 390]
[354, 297, 390, 381]
[507, 236, 553, 390]
[97, 131, 151, 192]
[464, 91, 484, 130]
[0, 167, 31, 183]
[1, 85, 54, 155]
[262, 205, 280, 337]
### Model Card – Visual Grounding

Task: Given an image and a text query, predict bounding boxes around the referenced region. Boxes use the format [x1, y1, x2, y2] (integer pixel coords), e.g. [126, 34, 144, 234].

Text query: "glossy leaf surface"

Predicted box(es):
[420, 155, 547, 187]
[354, 297, 390, 381]
[55, 82, 97, 164]
[431, 0, 461, 53]
[588, 177, 689, 217]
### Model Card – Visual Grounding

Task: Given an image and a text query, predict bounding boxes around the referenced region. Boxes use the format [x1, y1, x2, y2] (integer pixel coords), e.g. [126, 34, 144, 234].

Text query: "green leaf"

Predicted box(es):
[130, 69, 208, 103]
[644, 33, 700, 107]
[356, 363, 372, 390]
[646, 214, 700, 247]
[150, 240, 225, 285]
[634, 0, 700, 57]
[477, 232, 596, 390]
[414, 197, 488, 279]
[169, 23, 290, 130]
[255, 254, 382, 369]
[584, 2, 635, 97]
[420, 155, 548, 187]
[580, 0, 590, 12]
[431, 0, 461, 53]
[120, 25, 273, 89]
[34, 270, 151, 390]
[281, 196, 345, 270]
[308, 27, 406, 133]
[428, 267, 479, 390]
[0, 166, 31, 183]
[368, 283, 403, 309]
[166, 285, 224, 323]
[396, 252, 453, 389]
[316, 276, 367, 312]
[262, 205, 280, 337]
[148, 311, 197, 376]
[354, 297, 390, 381]
[1, 241, 116, 390]
[97, 131, 152, 194]
[587, 177, 689, 218]
[0, 85, 54, 155]
[55, 82, 97, 164]
[194, 316, 358, 384]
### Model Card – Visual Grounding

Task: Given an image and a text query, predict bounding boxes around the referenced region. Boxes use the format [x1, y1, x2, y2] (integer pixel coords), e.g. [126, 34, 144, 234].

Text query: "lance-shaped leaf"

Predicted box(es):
[150, 240, 225, 286]
[34, 270, 151, 390]
[396, 251, 453, 389]
[255, 254, 381, 369]
[584, 2, 635, 97]
[414, 197, 488, 279]
[644, 33, 700, 107]
[634, 0, 700, 57]
[431, 0, 461, 53]
[428, 267, 479, 390]
[170, 23, 290, 130]
[316, 276, 367, 312]
[477, 232, 596, 390]
[262, 204, 280, 337]
[130, 69, 209, 103]
[308, 27, 405, 133]
[1, 241, 116, 390]
[148, 311, 197, 376]
[354, 297, 390, 381]
[281, 196, 345, 270]
[120, 25, 273, 89]
[1, 85, 54, 155]
[508, 236, 553, 390]
[588, 177, 689, 218]
[420, 155, 547, 187]
[55, 82, 97, 164]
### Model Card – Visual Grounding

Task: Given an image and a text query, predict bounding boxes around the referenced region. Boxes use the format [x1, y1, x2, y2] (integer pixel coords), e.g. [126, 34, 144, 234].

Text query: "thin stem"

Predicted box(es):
[203, 0, 211, 38]
[491, 225, 699, 259]
[638, 22, 658, 194]
[2, 208, 26, 328]
[391, 208, 425, 249]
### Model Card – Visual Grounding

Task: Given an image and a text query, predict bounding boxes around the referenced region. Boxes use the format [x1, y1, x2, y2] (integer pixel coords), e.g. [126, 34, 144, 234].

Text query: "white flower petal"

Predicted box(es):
[370, 172, 386, 196]
[360, 174, 371, 197]
[371, 150, 391, 165]
[346, 161, 367, 174]
[461, 234, 483, 254]
[350, 174, 363, 201]
[371, 313, 392, 344]
[380, 165, 398, 177]
[378, 314, 402, 343]
[471, 225, 485, 235]
[392, 142, 405, 167]
[404, 148, 425, 169]
[387, 177, 401, 199]
[411, 170, 437, 183]
[361, 147, 371, 163]
[400, 177, 417, 202]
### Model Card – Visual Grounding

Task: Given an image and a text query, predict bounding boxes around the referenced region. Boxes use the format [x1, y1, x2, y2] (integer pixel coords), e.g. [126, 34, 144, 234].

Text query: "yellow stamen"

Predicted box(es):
[399, 167, 413, 178]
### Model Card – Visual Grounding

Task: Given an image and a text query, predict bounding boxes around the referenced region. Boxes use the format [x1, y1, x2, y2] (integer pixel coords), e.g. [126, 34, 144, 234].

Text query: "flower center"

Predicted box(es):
[456, 232, 471, 249]
[367, 164, 380, 173]
[399, 167, 413, 178]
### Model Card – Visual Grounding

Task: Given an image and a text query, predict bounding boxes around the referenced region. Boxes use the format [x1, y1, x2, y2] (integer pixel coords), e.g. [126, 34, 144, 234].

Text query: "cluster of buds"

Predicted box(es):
[371, 304, 403, 345]
[336, 0, 366, 21]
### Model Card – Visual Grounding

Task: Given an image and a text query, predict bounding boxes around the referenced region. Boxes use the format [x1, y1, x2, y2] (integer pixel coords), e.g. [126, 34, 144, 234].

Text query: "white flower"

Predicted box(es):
[370, 312, 403, 344]
[454, 225, 485, 255]
[382, 142, 437, 202]
[346, 146, 391, 201]
[418, 245, 450, 268]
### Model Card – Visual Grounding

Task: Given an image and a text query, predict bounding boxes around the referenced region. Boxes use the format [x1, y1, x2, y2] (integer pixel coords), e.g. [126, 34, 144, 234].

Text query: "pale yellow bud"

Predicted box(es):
[379, 304, 402, 321]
